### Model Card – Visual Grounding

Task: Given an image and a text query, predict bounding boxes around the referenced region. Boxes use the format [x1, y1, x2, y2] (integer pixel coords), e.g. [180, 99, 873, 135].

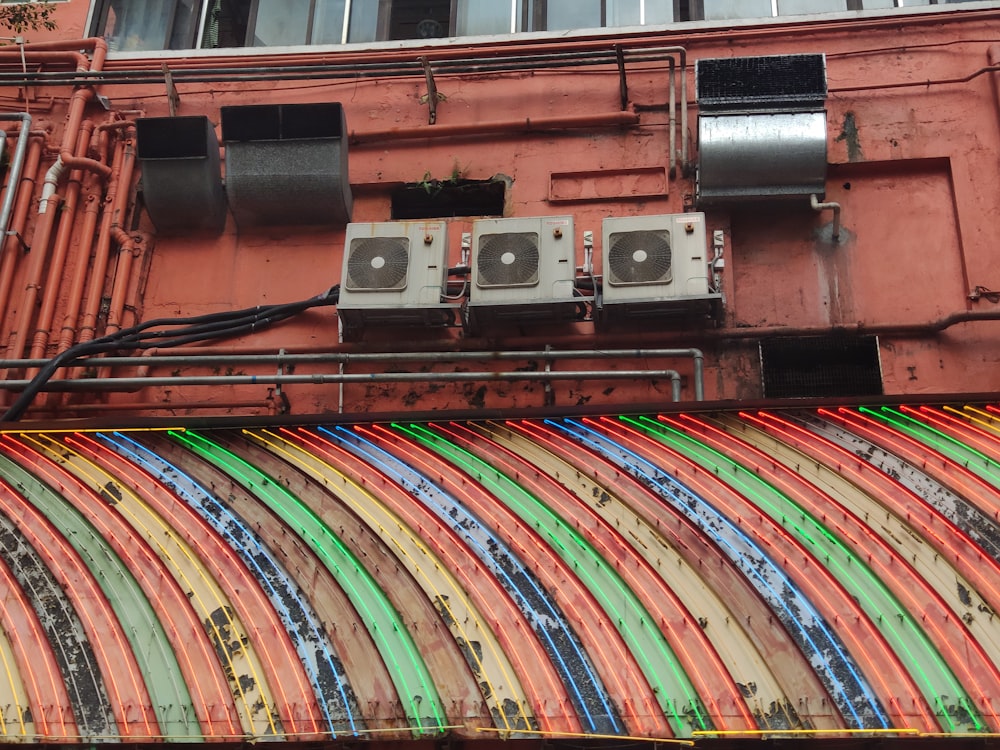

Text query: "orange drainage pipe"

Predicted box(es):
[67, 432, 323, 739]
[54, 172, 103, 356]
[443, 420, 755, 732]
[78, 132, 132, 346]
[8, 121, 97, 363]
[27, 122, 95, 367]
[101, 121, 140, 338]
[504, 417, 845, 731]
[0, 433, 243, 739]
[0, 474, 158, 739]
[0, 136, 43, 357]
[595, 416, 938, 732]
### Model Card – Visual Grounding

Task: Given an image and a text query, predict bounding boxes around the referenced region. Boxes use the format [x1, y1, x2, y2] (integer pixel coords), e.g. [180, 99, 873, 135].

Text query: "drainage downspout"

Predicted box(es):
[103, 124, 139, 337]
[28, 122, 96, 367]
[56, 143, 106, 355]
[0, 134, 43, 343]
[5, 155, 65, 360]
[78, 130, 134, 345]
[811, 194, 842, 241]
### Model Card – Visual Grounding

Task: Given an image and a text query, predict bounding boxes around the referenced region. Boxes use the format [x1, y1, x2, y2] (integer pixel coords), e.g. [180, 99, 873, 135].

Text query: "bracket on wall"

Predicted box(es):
[616, 45, 629, 110]
[162, 63, 180, 117]
[419, 56, 446, 124]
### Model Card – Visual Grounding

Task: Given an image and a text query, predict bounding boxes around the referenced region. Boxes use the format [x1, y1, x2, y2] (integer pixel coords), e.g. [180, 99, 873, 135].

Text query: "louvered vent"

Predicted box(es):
[696, 54, 827, 109]
[345, 237, 410, 291]
[476, 232, 540, 287]
[607, 229, 673, 286]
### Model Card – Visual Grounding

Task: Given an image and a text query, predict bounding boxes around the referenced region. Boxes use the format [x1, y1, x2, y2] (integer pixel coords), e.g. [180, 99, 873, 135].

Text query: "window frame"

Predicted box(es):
[86, 0, 993, 53]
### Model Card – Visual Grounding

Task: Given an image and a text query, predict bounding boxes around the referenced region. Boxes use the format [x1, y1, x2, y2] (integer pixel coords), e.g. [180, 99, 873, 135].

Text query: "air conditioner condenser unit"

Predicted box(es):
[599, 213, 720, 324]
[465, 215, 580, 331]
[337, 221, 456, 331]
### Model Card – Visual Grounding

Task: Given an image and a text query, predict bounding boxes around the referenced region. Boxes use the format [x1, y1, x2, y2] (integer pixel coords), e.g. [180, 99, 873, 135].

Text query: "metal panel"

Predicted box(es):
[696, 110, 828, 204]
[221, 102, 353, 229]
[337, 220, 456, 329]
[136, 116, 227, 234]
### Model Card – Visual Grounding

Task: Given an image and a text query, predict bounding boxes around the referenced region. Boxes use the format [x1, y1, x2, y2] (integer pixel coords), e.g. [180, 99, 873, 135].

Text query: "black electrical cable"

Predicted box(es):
[1, 287, 339, 423]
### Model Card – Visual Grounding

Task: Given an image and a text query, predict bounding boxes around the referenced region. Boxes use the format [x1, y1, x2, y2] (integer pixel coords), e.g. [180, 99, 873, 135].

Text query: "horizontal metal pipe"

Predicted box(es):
[0, 347, 704, 368]
[0, 369, 685, 400]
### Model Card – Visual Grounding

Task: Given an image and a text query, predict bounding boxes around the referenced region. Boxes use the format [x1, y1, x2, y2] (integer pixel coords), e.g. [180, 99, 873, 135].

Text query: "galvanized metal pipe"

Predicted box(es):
[0, 347, 703, 413]
[0, 113, 32, 239]
[0, 369, 684, 402]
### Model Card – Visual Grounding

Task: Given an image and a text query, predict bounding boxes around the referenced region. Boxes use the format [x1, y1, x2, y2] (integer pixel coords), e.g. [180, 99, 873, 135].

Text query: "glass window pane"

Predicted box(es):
[703, 0, 772, 19]
[100, 0, 199, 51]
[861, 0, 896, 7]
[640, 0, 674, 24]
[253, 0, 311, 45]
[777, 0, 847, 13]
[546, 0, 602, 30]
[202, 0, 251, 49]
[606, 0, 674, 25]
[347, 1, 378, 42]
[312, 0, 347, 43]
[457, 0, 515, 35]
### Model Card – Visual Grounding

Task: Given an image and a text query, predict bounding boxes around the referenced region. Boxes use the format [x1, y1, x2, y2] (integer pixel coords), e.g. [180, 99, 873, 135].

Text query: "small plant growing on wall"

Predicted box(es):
[0, 0, 56, 35]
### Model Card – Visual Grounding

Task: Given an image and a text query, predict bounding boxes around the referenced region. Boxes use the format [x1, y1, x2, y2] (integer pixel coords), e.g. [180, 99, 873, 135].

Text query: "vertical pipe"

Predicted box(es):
[78, 130, 133, 345]
[55, 178, 102, 355]
[0, 113, 32, 238]
[5, 156, 62, 360]
[104, 125, 138, 337]
[29, 122, 95, 364]
[0, 137, 43, 337]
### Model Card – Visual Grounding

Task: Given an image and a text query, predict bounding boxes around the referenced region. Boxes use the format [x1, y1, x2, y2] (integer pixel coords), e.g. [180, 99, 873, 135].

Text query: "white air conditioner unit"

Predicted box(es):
[465, 215, 580, 331]
[599, 213, 720, 324]
[337, 221, 456, 330]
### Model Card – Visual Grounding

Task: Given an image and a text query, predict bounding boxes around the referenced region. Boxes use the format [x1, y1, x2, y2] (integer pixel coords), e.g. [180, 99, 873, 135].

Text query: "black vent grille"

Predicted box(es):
[760, 336, 882, 399]
[696, 54, 827, 109]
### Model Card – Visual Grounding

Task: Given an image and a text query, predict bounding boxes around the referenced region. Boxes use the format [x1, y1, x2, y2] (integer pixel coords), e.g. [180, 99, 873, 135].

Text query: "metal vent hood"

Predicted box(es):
[695, 54, 829, 206]
[221, 102, 353, 229]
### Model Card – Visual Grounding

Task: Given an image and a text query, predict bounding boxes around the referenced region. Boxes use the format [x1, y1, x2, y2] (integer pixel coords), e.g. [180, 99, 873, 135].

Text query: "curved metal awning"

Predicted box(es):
[0, 404, 999, 742]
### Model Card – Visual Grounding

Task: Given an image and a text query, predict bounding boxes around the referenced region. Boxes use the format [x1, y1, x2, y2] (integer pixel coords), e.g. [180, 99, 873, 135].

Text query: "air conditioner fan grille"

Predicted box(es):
[477, 232, 539, 287]
[607, 229, 672, 285]
[345, 237, 410, 290]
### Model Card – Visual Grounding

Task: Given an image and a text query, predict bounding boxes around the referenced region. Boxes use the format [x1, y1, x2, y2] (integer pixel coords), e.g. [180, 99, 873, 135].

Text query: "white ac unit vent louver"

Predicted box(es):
[476, 232, 539, 287]
[345, 236, 410, 291]
[599, 213, 721, 326]
[337, 221, 455, 332]
[466, 216, 578, 332]
[606, 229, 672, 286]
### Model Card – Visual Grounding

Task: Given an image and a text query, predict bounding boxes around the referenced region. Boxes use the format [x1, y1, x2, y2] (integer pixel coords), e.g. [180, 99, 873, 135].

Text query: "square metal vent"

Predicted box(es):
[760, 336, 883, 399]
[696, 54, 827, 109]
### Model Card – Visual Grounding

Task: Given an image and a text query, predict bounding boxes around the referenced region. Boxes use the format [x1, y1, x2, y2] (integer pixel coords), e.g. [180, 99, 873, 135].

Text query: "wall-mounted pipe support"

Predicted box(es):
[811, 193, 842, 241]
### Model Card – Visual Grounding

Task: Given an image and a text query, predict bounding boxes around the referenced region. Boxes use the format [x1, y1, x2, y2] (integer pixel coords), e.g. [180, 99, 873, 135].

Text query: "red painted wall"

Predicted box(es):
[0, 5, 998, 420]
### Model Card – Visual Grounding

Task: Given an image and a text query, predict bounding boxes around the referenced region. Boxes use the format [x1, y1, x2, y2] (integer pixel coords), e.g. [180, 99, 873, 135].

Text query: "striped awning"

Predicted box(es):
[0, 404, 999, 742]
